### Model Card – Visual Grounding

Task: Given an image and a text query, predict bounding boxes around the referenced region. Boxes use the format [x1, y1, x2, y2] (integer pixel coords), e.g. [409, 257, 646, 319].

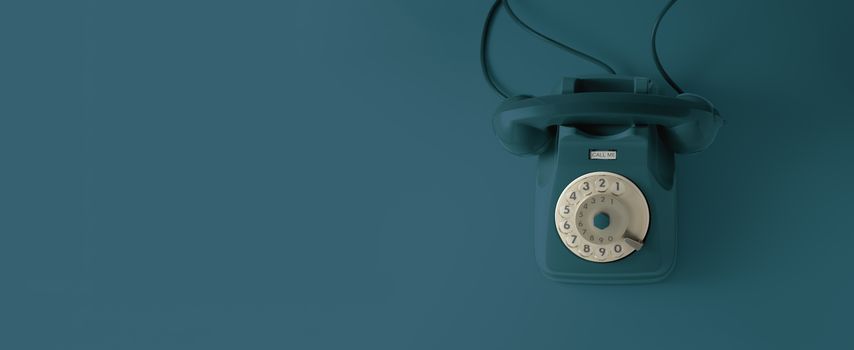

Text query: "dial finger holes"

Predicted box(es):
[579, 244, 592, 257]
[566, 190, 579, 204]
[594, 246, 609, 261]
[595, 177, 608, 192]
[558, 219, 573, 234]
[578, 180, 592, 194]
[566, 234, 579, 247]
[611, 180, 625, 195]
[557, 203, 573, 218]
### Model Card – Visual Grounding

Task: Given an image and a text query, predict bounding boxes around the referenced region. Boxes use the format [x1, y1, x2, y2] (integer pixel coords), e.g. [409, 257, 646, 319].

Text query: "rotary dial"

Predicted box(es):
[554, 172, 649, 263]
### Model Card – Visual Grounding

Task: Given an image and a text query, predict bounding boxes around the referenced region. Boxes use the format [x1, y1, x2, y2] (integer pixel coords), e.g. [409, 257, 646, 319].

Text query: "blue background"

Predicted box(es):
[2, 0, 853, 348]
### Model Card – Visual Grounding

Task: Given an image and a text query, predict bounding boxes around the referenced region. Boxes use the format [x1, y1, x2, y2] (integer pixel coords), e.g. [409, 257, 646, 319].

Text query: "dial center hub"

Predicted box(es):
[593, 212, 610, 230]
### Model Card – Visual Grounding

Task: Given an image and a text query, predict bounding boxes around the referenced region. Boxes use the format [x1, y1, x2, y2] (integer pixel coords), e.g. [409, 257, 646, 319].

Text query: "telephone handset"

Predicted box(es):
[494, 76, 721, 283]
[494, 76, 721, 156]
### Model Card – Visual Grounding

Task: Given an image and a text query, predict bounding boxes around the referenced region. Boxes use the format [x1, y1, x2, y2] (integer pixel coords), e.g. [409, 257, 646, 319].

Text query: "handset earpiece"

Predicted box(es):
[659, 93, 723, 153]
[491, 95, 550, 155]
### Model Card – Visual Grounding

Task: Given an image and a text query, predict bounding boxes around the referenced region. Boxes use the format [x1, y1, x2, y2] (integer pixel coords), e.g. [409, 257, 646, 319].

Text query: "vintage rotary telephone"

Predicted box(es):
[482, 0, 722, 283]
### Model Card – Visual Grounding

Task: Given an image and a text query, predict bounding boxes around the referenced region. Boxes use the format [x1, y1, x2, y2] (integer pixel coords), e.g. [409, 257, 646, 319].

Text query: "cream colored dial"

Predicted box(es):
[554, 172, 649, 263]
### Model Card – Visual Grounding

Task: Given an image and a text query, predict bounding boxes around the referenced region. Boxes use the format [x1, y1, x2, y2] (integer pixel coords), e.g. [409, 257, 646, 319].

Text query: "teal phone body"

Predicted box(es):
[493, 76, 721, 284]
